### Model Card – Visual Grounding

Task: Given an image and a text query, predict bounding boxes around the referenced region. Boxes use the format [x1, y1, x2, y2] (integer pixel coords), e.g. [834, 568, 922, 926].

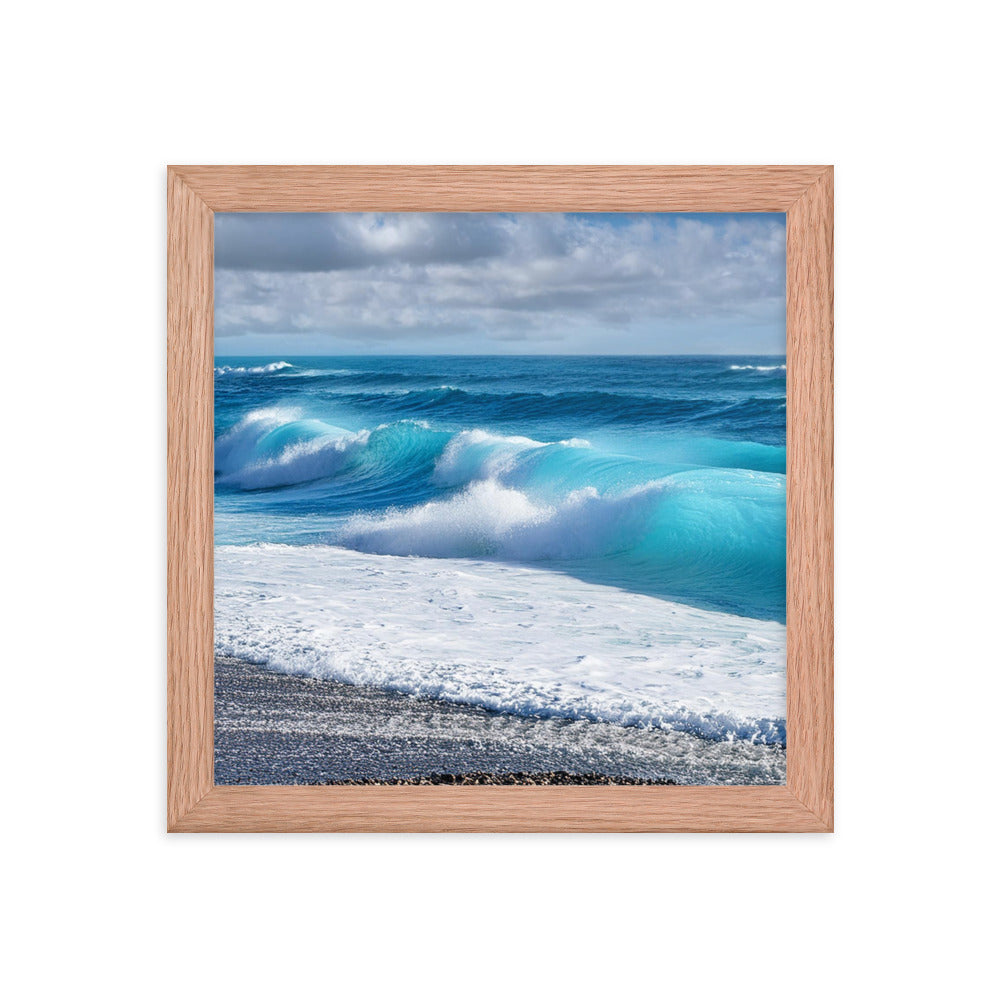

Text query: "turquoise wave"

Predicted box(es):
[214, 407, 785, 621]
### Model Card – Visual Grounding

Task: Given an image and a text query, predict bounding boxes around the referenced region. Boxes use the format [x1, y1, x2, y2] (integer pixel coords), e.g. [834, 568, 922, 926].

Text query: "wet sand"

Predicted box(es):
[214, 656, 786, 786]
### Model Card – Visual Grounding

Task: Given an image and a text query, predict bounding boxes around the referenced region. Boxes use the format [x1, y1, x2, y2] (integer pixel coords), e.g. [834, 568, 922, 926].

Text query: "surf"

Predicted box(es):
[215, 544, 787, 745]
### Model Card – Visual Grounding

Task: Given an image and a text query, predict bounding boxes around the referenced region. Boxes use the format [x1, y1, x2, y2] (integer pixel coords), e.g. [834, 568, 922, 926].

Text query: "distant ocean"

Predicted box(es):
[214, 356, 787, 746]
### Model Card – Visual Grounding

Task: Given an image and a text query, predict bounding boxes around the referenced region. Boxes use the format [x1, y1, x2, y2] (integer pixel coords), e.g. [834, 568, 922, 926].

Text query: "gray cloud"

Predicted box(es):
[214, 212, 785, 353]
[215, 213, 513, 271]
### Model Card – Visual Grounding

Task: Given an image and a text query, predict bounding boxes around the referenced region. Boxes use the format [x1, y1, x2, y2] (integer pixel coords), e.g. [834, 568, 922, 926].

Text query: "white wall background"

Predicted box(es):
[4, 2, 995, 996]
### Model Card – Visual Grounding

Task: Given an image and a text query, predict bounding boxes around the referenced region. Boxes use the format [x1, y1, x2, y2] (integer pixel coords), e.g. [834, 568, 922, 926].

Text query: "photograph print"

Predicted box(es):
[213, 211, 787, 786]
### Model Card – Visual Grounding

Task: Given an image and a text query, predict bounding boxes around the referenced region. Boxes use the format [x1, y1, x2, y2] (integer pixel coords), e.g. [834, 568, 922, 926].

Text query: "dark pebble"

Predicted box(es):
[314, 770, 677, 786]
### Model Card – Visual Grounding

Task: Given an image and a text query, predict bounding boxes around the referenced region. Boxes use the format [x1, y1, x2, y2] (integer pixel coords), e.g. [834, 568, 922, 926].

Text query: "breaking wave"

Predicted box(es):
[214, 409, 785, 619]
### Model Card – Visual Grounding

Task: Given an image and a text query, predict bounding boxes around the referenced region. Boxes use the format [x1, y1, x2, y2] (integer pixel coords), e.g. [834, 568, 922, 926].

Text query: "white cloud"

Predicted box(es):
[214, 213, 785, 354]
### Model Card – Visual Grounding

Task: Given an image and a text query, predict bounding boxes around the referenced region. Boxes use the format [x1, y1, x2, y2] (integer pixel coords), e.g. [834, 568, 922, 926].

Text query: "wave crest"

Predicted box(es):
[340, 477, 673, 561]
[215, 408, 365, 489]
[215, 361, 293, 376]
[433, 429, 591, 488]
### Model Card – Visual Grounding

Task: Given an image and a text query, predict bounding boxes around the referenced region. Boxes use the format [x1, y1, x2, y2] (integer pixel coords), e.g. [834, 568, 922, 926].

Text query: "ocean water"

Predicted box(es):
[214, 355, 787, 748]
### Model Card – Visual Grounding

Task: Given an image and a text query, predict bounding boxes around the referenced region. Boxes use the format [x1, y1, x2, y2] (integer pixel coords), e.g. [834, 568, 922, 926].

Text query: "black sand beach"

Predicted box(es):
[215, 656, 786, 786]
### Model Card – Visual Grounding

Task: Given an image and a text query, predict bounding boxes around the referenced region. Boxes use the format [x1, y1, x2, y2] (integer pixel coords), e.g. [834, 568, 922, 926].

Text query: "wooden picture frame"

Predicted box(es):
[168, 166, 833, 832]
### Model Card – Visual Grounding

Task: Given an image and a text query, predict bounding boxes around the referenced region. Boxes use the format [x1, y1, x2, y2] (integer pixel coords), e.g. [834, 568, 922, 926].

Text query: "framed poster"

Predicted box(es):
[168, 166, 832, 831]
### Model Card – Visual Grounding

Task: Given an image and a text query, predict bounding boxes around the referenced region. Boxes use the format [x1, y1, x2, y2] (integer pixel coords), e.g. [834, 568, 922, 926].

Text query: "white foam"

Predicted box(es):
[339, 477, 670, 561]
[215, 545, 786, 743]
[433, 429, 590, 487]
[215, 361, 293, 375]
[729, 364, 786, 372]
[433, 429, 548, 485]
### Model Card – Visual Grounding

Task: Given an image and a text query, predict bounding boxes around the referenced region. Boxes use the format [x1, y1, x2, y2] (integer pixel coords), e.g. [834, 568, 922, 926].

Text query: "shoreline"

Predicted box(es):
[314, 772, 678, 785]
[215, 655, 786, 786]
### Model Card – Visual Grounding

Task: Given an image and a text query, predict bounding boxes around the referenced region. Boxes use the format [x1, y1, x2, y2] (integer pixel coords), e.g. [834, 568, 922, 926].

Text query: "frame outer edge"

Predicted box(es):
[171, 785, 829, 833]
[167, 164, 827, 213]
[785, 168, 834, 830]
[167, 169, 215, 829]
[166, 165, 834, 832]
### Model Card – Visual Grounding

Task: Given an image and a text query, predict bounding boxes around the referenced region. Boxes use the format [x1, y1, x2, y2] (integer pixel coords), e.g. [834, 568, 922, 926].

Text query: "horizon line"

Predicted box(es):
[213, 351, 788, 359]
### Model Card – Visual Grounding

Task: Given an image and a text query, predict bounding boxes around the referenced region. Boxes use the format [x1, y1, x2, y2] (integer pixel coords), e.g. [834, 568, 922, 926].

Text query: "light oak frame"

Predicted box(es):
[168, 166, 833, 832]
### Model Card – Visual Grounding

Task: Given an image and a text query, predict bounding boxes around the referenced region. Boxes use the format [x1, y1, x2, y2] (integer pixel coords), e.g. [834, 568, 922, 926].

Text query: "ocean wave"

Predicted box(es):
[340, 478, 671, 561]
[215, 412, 600, 494]
[729, 364, 786, 372]
[215, 405, 783, 496]
[331, 386, 785, 436]
[309, 369, 471, 387]
[214, 408, 365, 488]
[214, 361, 294, 376]
[215, 408, 450, 491]
[433, 428, 591, 488]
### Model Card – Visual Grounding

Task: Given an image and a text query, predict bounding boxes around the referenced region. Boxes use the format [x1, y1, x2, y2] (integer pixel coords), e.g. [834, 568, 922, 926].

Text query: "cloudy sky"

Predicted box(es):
[215, 212, 785, 356]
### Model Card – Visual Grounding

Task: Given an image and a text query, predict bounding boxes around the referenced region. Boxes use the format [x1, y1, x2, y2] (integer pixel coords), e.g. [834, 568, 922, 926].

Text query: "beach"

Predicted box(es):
[215, 655, 786, 785]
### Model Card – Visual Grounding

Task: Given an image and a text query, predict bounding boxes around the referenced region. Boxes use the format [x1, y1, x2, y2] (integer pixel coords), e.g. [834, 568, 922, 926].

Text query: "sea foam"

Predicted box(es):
[215, 544, 787, 744]
[214, 361, 294, 376]
[339, 477, 673, 562]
